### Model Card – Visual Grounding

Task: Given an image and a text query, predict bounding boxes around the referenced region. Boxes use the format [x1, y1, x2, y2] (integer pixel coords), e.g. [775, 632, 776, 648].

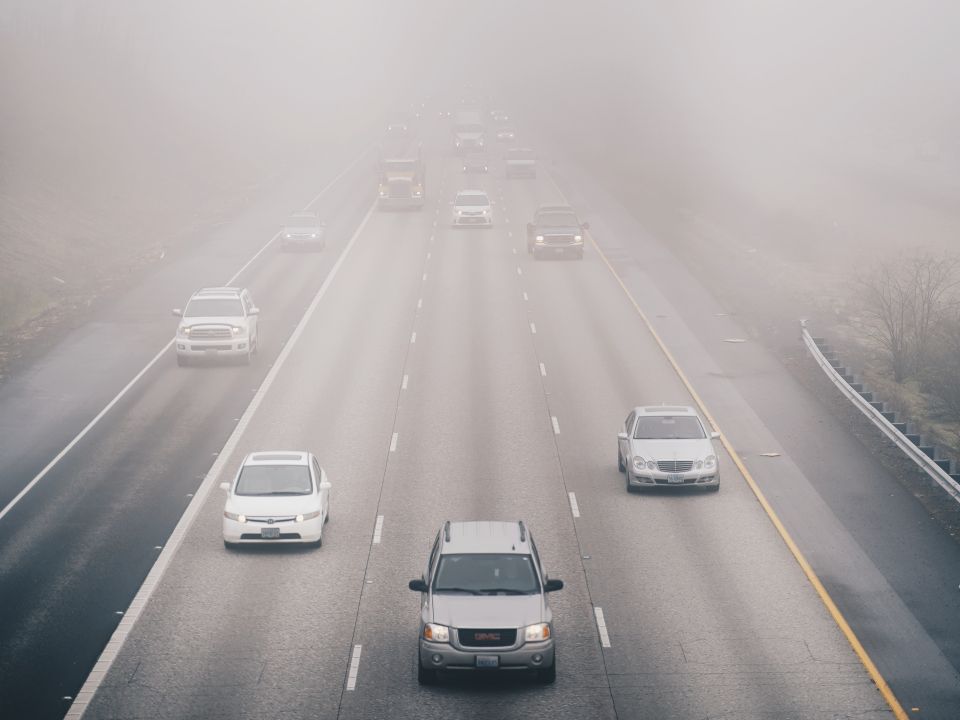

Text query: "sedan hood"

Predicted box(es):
[430, 593, 544, 628]
[227, 494, 318, 516]
[629, 437, 715, 461]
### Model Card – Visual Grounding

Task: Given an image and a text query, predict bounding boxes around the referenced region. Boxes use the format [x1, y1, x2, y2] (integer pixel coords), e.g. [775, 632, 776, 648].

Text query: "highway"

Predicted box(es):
[1, 112, 959, 719]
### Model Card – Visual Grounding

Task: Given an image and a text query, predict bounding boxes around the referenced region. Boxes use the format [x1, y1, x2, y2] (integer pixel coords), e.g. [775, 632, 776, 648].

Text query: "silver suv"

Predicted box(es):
[172, 287, 260, 366]
[618, 405, 721, 492]
[408, 520, 563, 685]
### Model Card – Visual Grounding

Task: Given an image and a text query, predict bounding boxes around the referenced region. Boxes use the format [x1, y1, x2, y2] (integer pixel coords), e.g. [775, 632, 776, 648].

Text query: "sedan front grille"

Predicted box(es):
[189, 326, 233, 339]
[458, 628, 517, 648]
[657, 460, 694, 473]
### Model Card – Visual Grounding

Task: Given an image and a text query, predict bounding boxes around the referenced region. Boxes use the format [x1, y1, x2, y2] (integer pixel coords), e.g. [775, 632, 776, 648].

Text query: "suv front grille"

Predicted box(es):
[458, 628, 517, 648]
[657, 460, 694, 473]
[545, 234, 574, 246]
[189, 326, 233, 339]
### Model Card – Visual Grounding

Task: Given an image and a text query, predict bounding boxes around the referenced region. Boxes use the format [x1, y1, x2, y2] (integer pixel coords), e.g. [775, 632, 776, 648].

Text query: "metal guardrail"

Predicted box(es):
[801, 320, 960, 504]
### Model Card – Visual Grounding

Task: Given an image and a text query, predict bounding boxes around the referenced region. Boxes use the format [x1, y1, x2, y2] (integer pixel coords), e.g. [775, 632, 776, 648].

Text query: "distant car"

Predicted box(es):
[505, 147, 536, 179]
[618, 406, 721, 492]
[221, 451, 331, 548]
[490, 110, 510, 123]
[280, 211, 325, 251]
[451, 190, 492, 227]
[172, 287, 259, 366]
[495, 126, 517, 143]
[526, 205, 589, 260]
[462, 154, 488, 174]
[409, 520, 563, 684]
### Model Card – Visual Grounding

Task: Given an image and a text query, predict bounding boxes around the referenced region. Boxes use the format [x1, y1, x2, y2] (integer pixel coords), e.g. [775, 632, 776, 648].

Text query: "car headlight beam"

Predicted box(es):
[423, 623, 450, 642]
[524, 623, 551, 642]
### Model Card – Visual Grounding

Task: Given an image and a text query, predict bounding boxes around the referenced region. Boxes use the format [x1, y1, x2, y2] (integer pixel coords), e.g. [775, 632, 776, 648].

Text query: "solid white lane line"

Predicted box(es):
[568, 492, 580, 518]
[426, 252, 431, 260]
[530, 322, 537, 334]
[417, 298, 423, 310]
[539, 362, 547, 377]
[346, 644, 363, 691]
[516, 266, 523, 276]
[373, 515, 384, 544]
[523, 292, 529, 301]
[65, 200, 377, 719]
[402, 374, 409, 390]
[422, 272, 428, 282]
[411, 331, 417, 344]
[390, 432, 398, 452]
[551, 416, 560, 435]
[594, 607, 611, 648]
[1, 148, 372, 527]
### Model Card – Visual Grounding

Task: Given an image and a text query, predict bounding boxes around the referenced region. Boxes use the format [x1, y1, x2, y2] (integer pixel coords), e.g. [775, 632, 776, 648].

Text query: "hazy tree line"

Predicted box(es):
[859, 252, 960, 434]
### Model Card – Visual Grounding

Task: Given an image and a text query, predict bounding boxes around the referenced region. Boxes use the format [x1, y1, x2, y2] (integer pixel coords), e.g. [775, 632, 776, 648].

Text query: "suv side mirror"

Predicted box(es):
[710, 431, 721, 439]
[544, 579, 564, 593]
[171, 308, 182, 317]
[248, 307, 260, 316]
[408, 579, 428, 592]
[581, 221, 590, 230]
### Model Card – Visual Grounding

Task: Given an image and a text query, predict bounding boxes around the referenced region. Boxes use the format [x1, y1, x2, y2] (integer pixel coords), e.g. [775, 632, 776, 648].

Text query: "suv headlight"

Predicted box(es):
[231, 326, 242, 335]
[535, 235, 544, 243]
[223, 511, 246, 523]
[704, 454, 717, 469]
[524, 623, 551, 642]
[574, 234, 583, 242]
[296, 510, 322, 523]
[178, 326, 191, 337]
[423, 623, 450, 642]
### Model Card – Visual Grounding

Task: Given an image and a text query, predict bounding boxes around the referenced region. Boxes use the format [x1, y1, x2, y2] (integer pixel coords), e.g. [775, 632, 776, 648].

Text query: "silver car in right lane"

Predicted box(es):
[618, 405, 721, 492]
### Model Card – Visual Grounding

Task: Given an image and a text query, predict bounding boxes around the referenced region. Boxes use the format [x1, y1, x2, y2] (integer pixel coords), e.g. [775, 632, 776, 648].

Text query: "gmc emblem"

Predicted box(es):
[475, 632, 500, 641]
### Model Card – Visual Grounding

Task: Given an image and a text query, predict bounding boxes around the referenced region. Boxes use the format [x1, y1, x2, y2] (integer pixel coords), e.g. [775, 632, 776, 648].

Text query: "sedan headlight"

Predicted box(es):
[423, 623, 450, 642]
[535, 235, 545, 243]
[524, 623, 551, 642]
[631, 456, 645, 471]
[704, 454, 717, 469]
[574, 234, 583, 242]
[296, 510, 322, 523]
[481, 208, 490, 215]
[223, 511, 246, 523]
[284, 233, 292, 239]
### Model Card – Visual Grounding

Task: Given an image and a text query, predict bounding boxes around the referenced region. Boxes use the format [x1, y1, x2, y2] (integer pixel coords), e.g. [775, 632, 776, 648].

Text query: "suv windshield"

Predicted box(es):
[235, 465, 312, 496]
[539, 212, 579, 227]
[184, 298, 244, 318]
[456, 194, 489, 206]
[433, 554, 540, 595]
[634, 416, 705, 440]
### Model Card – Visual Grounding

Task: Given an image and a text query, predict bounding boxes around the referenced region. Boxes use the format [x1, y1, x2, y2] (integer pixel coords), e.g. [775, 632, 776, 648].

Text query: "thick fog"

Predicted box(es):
[2, 1, 959, 333]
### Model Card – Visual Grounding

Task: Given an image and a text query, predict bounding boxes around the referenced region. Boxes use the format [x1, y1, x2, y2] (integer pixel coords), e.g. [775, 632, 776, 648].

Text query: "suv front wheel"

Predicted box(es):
[537, 657, 556, 684]
[417, 660, 438, 685]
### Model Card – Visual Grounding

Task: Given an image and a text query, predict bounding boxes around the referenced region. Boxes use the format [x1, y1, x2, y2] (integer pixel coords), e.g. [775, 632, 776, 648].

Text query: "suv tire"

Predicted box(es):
[417, 661, 438, 685]
[618, 451, 625, 472]
[537, 658, 556, 684]
[223, 540, 236, 550]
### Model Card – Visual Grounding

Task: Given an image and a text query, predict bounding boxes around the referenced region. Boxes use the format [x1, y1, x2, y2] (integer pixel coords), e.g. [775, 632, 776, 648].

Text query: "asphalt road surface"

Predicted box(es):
[1, 113, 958, 719]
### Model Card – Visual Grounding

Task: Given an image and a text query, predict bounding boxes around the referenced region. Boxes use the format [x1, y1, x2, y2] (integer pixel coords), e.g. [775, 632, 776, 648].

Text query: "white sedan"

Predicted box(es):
[221, 451, 331, 548]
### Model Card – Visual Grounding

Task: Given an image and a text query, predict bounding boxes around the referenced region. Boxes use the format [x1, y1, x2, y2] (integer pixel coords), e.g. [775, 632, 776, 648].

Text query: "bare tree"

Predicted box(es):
[924, 310, 960, 451]
[858, 251, 959, 382]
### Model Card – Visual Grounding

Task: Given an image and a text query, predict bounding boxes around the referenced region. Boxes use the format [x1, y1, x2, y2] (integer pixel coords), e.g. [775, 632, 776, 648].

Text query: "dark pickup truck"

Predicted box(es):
[526, 205, 589, 260]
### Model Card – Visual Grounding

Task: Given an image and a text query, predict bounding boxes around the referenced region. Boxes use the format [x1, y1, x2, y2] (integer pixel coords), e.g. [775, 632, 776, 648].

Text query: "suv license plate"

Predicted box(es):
[667, 474, 684, 484]
[475, 655, 499, 668]
[261, 527, 280, 539]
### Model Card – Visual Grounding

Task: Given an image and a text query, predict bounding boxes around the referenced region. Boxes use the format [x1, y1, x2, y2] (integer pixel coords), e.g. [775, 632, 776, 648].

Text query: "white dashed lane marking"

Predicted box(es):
[411, 332, 417, 344]
[346, 644, 363, 690]
[390, 433, 398, 452]
[551, 416, 560, 435]
[373, 515, 384, 544]
[401, 374, 408, 390]
[594, 607, 611, 648]
[539, 363, 546, 377]
[516, 266, 523, 276]
[523, 292, 529, 302]
[530, 322, 537, 334]
[568, 492, 580, 518]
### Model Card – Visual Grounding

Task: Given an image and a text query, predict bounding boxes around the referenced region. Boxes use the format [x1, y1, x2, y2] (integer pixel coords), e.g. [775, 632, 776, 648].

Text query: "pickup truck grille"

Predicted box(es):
[657, 460, 694, 473]
[458, 628, 517, 647]
[545, 234, 575, 246]
[189, 326, 233, 340]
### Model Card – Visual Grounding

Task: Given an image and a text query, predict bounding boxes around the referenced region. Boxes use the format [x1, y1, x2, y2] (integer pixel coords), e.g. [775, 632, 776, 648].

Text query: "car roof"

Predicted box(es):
[191, 287, 244, 299]
[440, 520, 531, 555]
[243, 451, 310, 466]
[633, 405, 698, 416]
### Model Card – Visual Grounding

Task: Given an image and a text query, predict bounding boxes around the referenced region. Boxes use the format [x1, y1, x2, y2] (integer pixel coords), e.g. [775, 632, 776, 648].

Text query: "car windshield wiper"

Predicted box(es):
[433, 587, 481, 595]
[477, 588, 530, 595]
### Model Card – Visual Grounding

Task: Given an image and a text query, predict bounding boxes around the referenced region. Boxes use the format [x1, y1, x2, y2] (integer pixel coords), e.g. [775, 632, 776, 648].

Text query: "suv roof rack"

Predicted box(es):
[518, 520, 526, 543]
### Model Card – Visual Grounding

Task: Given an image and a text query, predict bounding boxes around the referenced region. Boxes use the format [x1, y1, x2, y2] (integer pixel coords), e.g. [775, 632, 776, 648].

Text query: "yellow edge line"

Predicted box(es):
[571, 204, 907, 718]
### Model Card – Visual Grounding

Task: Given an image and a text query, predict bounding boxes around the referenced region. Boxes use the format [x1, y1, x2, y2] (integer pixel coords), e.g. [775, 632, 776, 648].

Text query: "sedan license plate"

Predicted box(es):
[261, 527, 280, 539]
[475, 655, 499, 669]
[667, 474, 685, 484]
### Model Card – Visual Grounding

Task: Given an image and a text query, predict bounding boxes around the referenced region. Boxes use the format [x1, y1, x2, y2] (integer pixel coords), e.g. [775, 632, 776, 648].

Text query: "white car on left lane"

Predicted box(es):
[221, 451, 331, 548]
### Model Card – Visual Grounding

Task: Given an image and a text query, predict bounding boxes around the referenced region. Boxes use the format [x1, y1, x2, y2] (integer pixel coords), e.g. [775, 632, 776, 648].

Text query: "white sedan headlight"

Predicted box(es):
[524, 623, 551, 642]
[704, 454, 717, 469]
[223, 511, 246, 523]
[296, 510, 322, 523]
[631, 456, 646, 471]
[423, 623, 450, 642]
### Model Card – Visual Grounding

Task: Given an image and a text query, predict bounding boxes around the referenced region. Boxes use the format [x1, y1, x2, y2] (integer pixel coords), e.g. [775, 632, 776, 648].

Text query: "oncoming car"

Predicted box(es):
[409, 520, 563, 685]
[172, 287, 259, 366]
[220, 451, 331, 548]
[617, 406, 721, 492]
[451, 189, 492, 227]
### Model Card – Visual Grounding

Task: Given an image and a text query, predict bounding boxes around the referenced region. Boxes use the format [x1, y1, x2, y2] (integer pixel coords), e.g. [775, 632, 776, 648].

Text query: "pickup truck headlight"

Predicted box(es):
[524, 623, 551, 641]
[704, 455, 717, 469]
[423, 623, 450, 642]
[223, 511, 247, 523]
